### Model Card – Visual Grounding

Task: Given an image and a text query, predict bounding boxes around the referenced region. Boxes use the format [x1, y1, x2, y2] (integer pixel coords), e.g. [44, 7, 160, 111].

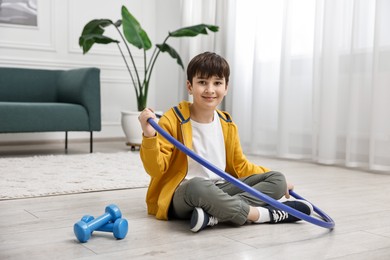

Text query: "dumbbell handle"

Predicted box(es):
[86, 205, 121, 231]
[88, 213, 111, 230]
[82, 215, 116, 232]
[98, 222, 114, 232]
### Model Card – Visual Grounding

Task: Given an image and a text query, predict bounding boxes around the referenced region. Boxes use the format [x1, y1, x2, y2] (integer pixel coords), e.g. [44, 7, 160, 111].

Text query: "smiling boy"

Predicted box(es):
[138, 52, 312, 232]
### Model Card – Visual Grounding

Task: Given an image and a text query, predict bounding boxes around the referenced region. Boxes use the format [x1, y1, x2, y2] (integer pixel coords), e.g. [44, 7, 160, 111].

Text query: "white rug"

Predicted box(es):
[0, 152, 150, 200]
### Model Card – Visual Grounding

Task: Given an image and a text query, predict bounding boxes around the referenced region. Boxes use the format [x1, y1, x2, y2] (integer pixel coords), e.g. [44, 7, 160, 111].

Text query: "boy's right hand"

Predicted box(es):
[138, 108, 157, 138]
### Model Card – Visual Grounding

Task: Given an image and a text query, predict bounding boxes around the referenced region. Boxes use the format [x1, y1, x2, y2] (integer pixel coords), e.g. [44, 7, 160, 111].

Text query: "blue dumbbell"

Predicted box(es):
[81, 215, 128, 240]
[73, 204, 122, 243]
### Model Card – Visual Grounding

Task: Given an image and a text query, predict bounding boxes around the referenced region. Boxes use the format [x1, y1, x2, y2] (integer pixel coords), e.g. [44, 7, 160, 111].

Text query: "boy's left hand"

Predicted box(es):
[285, 183, 294, 199]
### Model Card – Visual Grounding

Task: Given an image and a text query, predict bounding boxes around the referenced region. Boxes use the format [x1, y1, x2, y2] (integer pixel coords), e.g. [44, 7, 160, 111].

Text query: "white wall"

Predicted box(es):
[155, 0, 183, 113]
[0, 0, 182, 143]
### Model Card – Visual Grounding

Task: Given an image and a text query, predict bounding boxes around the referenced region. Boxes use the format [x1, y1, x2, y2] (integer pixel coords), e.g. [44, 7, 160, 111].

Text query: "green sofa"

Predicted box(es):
[0, 67, 101, 152]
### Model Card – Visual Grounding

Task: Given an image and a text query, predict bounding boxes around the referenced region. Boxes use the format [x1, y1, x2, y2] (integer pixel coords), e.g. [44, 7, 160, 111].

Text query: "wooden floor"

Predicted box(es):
[1, 140, 390, 259]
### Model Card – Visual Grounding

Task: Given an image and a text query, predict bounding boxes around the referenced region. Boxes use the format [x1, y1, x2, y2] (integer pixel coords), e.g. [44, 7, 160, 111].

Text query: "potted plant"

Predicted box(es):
[79, 5, 219, 147]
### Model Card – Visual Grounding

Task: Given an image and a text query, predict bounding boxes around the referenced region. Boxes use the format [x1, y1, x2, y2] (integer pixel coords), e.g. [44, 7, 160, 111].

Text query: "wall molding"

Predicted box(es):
[0, 1, 56, 52]
[0, 56, 130, 70]
[0, 40, 56, 52]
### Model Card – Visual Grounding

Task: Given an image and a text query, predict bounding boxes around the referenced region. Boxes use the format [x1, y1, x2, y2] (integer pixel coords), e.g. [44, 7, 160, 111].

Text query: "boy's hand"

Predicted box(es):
[138, 108, 157, 138]
[285, 182, 294, 199]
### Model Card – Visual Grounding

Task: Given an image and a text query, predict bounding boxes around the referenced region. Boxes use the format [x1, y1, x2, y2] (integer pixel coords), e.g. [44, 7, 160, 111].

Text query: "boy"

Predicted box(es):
[138, 52, 312, 232]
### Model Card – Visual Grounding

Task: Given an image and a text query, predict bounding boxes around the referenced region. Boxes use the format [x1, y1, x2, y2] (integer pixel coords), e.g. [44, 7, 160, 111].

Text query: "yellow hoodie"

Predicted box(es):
[140, 101, 270, 220]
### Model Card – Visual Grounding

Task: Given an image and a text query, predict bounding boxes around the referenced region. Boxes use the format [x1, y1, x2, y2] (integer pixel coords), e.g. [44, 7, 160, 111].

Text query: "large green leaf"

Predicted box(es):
[79, 19, 118, 54]
[169, 24, 219, 37]
[80, 19, 112, 35]
[121, 6, 152, 50]
[156, 43, 184, 69]
[79, 34, 119, 54]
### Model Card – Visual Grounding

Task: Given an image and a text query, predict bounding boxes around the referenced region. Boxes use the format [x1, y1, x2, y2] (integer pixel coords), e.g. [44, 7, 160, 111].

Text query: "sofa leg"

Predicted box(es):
[90, 131, 93, 153]
[65, 131, 68, 153]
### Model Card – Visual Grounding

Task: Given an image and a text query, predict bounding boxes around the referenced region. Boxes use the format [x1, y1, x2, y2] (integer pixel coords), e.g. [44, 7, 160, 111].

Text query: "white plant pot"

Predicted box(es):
[121, 111, 142, 148]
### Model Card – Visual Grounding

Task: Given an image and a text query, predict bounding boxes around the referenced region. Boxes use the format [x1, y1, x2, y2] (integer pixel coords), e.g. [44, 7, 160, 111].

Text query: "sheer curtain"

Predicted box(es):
[180, 0, 390, 172]
[177, 0, 229, 101]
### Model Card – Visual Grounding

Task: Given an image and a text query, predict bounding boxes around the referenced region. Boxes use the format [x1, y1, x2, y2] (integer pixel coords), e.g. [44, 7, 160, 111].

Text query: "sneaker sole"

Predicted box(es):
[190, 207, 205, 232]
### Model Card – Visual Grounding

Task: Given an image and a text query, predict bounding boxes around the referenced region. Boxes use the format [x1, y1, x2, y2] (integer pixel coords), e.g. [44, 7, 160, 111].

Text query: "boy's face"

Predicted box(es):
[187, 74, 228, 110]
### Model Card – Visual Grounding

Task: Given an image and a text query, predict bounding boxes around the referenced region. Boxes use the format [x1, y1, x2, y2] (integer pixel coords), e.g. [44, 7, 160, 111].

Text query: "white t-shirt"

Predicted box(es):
[186, 111, 226, 183]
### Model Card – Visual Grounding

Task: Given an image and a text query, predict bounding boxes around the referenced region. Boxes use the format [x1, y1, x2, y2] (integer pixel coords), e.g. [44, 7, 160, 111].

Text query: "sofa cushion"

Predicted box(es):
[0, 102, 89, 132]
[0, 68, 61, 102]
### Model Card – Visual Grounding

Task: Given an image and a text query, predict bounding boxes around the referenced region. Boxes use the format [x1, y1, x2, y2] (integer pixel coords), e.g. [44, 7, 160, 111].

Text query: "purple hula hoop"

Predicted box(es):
[147, 118, 335, 229]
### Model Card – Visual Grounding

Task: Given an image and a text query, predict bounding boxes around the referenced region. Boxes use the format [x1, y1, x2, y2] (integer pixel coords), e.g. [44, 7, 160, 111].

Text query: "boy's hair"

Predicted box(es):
[187, 52, 230, 85]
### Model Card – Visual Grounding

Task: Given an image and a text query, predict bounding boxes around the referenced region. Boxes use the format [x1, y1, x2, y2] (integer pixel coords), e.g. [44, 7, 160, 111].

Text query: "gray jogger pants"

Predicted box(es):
[170, 171, 287, 225]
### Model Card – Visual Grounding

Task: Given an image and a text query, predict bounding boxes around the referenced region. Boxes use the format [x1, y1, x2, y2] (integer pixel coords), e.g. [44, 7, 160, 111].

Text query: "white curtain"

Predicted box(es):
[178, 0, 229, 101]
[180, 0, 390, 173]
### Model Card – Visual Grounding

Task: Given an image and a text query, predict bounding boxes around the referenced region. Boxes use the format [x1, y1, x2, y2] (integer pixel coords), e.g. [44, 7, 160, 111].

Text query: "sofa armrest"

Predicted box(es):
[57, 67, 101, 131]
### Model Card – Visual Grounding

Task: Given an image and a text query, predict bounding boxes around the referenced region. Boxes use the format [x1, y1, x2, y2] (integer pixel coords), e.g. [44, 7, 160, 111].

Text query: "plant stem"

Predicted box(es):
[116, 43, 138, 97]
[141, 48, 147, 108]
[144, 35, 170, 101]
[114, 24, 142, 100]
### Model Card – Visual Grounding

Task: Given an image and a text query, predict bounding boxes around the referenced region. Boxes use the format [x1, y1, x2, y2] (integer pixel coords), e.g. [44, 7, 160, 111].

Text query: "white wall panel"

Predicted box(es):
[0, 1, 55, 51]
